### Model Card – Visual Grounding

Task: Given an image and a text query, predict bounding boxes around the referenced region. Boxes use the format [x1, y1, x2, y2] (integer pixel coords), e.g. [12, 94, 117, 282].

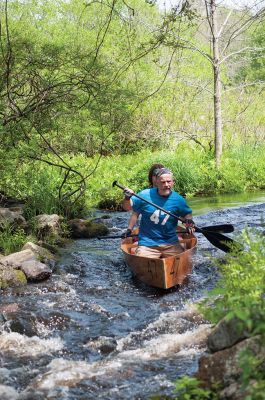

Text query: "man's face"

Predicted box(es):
[156, 174, 174, 196]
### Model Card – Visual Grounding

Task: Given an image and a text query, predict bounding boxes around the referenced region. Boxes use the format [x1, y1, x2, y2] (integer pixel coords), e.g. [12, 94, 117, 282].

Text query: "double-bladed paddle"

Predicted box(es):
[97, 224, 234, 240]
[182, 223, 234, 234]
[112, 180, 242, 253]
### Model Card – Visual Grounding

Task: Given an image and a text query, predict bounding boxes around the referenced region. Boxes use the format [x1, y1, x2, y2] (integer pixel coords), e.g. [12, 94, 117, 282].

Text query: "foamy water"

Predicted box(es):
[0, 332, 64, 356]
[24, 322, 209, 391]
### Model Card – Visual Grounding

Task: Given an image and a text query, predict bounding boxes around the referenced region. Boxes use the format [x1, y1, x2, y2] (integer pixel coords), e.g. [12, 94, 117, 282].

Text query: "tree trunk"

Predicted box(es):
[211, 0, 222, 167]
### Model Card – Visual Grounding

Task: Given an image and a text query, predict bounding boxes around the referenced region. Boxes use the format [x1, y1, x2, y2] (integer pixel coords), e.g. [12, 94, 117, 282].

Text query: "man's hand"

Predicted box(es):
[123, 187, 134, 200]
[121, 228, 132, 239]
[184, 218, 195, 234]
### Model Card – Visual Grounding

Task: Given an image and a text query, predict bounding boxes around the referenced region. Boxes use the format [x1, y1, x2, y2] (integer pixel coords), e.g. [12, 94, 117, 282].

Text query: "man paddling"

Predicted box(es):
[123, 168, 195, 258]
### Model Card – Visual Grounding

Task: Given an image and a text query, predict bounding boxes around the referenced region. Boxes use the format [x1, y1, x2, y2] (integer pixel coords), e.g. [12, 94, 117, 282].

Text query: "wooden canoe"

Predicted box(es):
[121, 231, 197, 289]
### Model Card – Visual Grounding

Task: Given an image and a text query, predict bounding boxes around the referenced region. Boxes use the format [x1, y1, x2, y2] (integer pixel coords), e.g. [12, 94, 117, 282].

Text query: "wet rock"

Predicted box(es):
[20, 259, 52, 281]
[37, 240, 60, 254]
[41, 281, 71, 293]
[91, 216, 113, 228]
[36, 312, 71, 331]
[7, 316, 38, 337]
[196, 336, 264, 393]
[86, 336, 117, 354]
[0, 384, 19, 400]
[67, 218, 109, 238]
[0, 303, 19, 313]
[208, 317, 248, 352]
[0, 314, 6, 325]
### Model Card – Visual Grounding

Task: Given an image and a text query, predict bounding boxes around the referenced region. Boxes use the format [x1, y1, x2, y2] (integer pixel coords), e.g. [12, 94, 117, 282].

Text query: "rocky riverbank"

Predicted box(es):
[0, 204, 109, 289]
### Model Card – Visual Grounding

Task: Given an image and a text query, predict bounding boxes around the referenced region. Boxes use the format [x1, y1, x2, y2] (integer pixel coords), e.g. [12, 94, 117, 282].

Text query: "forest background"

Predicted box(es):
[0, 0, 264, 219]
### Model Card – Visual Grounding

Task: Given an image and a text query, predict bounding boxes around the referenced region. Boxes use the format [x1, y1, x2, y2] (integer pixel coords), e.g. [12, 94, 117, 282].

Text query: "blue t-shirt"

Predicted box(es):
[132, 188, 192, 246]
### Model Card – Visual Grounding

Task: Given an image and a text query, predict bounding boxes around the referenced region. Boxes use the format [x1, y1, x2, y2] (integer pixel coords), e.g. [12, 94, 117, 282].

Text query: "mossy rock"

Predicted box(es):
[0, 277, 8, 289]
[67, 219, 109, 239]
[14, 270, 27, 285]
[0, 267, 27, 288]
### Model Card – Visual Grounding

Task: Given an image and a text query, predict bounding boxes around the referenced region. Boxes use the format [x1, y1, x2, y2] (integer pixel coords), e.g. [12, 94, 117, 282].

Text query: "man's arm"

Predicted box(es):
[122, 187, 134, 211]
[127, 211, 139, 231]
[122, 211, 140, 238]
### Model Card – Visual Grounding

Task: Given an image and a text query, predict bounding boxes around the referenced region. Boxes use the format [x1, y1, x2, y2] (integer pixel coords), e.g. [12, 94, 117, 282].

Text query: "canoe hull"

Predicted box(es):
[121, 233, 197, 289]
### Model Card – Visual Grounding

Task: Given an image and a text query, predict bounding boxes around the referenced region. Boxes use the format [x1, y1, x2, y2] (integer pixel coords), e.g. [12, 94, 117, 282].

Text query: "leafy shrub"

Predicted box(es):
[198, 230, 265, 399]
[201, 229, 265, 327]
[174, 376, 218, 400]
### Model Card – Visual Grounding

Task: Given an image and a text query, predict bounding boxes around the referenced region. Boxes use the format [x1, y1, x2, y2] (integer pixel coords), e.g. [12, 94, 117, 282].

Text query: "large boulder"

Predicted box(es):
[67, 218, 109, 239]
[207, 317, 248, 352]
[35, 214, 63, 239]
[196, 336, 264, 399]
[0, 248, 52, 281]
[20, 259, 52, 281]
[0, 207, 27, 230]
[22, 242, 56, 261]
[0, 249, 38, 267]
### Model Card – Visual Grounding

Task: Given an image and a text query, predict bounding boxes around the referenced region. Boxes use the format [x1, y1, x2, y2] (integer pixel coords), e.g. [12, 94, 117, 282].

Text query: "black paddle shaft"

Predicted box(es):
[113, 180, 241, 253]
[113, 181, 191, 225]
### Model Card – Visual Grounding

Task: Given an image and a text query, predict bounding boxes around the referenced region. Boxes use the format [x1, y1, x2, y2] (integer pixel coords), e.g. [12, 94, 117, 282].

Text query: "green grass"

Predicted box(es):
[0, 224, 28, 255]
[84, 144, 265, 209]
[1, 144, 265, 215]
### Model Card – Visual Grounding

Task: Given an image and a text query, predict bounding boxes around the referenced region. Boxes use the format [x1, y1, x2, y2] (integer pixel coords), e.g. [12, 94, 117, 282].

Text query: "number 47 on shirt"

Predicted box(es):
[150, 210, 170, 225]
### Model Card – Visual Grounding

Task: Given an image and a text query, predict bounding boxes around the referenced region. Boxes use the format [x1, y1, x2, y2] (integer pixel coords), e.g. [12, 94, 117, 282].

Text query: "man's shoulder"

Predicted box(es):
[138, 187, 153, 197]
[171, 190, 181, 197]
[171, 190, 186, 201]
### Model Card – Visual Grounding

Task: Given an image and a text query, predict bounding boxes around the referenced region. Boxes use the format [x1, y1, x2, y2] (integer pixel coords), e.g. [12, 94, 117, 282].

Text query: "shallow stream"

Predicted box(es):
[0, 200, 264, 400]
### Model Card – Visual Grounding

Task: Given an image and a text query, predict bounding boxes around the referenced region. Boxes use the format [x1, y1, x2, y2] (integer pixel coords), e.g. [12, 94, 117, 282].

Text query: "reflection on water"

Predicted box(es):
[189, 191, 265, 216]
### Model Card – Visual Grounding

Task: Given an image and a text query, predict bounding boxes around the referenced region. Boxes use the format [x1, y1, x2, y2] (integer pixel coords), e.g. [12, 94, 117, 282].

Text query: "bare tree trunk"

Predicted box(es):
[210, 0, 222, 166]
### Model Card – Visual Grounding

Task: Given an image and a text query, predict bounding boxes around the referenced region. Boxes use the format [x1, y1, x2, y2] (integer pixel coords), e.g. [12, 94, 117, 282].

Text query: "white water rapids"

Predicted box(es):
[0, 202, 264, 399]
